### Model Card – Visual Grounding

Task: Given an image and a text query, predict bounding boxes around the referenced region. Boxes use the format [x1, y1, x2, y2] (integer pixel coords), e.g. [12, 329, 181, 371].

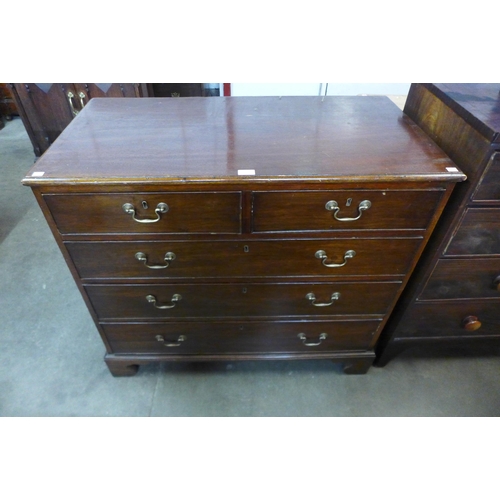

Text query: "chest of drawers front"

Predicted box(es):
[23, 96, 463, 376]
[31, 182, 456, 376]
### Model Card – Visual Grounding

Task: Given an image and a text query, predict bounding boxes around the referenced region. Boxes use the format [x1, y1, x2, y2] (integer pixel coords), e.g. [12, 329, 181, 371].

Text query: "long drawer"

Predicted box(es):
[419, 258, 500, 300]
[252, 189, 444, 231]
[67, 238, 422, 279]
[102, 319, 382, 355]
[393, 300, 500, 339]
[473, 151, 500, 203]
[445, 208, 500, 256]
[43, 192, 242, 235]
[85, 281, 401, 320]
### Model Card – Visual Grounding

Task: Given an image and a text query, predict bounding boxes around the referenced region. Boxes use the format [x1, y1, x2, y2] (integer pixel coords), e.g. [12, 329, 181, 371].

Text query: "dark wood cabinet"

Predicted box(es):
[376, 83, 500, 365]
[9, 83, 146, 156]
[22, 96, 464, 376]
[0, 83, 17, 125]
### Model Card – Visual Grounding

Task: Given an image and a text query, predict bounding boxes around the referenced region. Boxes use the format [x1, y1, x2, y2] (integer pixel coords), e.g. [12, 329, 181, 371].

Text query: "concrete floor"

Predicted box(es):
[1, 109, 500, 417]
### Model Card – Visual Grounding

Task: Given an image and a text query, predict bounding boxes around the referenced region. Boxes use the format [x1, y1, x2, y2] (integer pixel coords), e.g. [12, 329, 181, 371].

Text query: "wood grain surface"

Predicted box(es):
[23, 96, 462, 184]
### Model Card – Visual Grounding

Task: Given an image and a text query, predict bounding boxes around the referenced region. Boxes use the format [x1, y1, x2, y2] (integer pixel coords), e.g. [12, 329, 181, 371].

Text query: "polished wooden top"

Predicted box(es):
[23, 96, 463, 185]
[426, 83, 500, 142]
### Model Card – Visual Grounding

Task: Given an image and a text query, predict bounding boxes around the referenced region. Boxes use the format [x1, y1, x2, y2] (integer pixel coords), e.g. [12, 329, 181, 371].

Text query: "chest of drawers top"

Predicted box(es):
[22, 96, 462, 186]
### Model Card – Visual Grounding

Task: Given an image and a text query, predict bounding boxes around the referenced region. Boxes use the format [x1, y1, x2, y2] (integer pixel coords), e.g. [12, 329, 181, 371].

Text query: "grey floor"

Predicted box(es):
[1, 112, 500, 417]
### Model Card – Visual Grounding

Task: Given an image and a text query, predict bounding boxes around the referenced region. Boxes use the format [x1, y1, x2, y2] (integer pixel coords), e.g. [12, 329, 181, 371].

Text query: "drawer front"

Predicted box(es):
[445, 209, 500, 256]
[394, 300, 500, 339]
[419, 258, 500, 300]
[43, 192, 241, 235]
[473, 151, 500, 203]
[102, 319, 381, 354]
[68, 238, 421, 279]
[85, 281, 401, 320]
[252, 190, 444, 232]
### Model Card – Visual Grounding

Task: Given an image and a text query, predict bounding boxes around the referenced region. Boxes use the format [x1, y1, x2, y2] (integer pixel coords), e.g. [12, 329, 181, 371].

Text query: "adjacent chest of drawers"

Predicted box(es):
[376, 83, 500, 365]
[23, 96, 463, 376]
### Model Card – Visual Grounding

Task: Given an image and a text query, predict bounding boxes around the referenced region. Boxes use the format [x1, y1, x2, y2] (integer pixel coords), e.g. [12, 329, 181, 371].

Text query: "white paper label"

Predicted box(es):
[446, 167, 459, 172]
[238, 169, 256, 175]
[31, 172, 45, 177]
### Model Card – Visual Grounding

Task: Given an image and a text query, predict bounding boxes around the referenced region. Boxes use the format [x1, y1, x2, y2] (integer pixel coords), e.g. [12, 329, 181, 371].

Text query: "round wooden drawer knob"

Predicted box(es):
[494, 276, 500, 291]
[462, 315, 482, 331]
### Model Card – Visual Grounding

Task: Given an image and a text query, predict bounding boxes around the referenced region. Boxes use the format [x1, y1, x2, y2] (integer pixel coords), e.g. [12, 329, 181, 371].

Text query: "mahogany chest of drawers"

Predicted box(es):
[376, 83, 500, 365]
[22, 96, 464, 376]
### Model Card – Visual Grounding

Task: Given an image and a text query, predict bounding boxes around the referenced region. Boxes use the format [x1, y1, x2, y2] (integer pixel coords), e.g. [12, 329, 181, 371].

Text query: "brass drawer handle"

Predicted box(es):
[325, 199, 371, 221]
[306, 292, 341, 307]
[135, 251, 176, 269]
[298, 332, 327, 346]
[78, 91, 86, 109]
[146, 293, 182, 309]
[122, 202, 169, 223]
[155, 334, 186, 347]
[67, 91, 79, 116]
[315, 249, 356, 268]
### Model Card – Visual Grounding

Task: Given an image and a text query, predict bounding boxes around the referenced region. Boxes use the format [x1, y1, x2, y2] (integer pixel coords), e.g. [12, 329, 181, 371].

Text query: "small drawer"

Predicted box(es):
[85, 281, 401, 320]
[67, 237, 421, 279]
[419, 258, 500, 300]
[445, 208, 500, 256]
[393, 300, 500, 339]
[102, 319, 382, 355]
[252, 189, 444, 232]
[43, 192, 241, 235]
[473, 151, 500, 203]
